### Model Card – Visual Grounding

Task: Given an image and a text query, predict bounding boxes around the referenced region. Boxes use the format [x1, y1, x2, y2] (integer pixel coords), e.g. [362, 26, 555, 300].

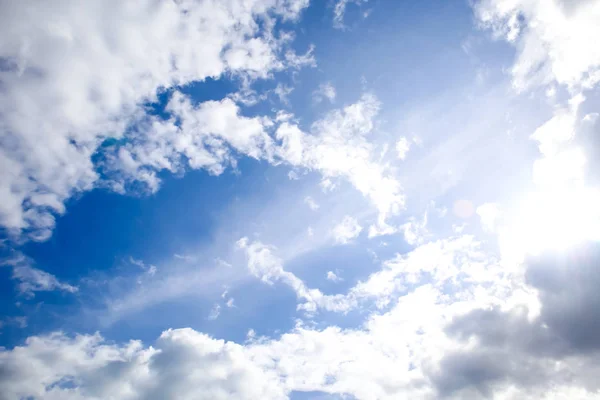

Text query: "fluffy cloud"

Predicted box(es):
[474, 0, 600, 90]
[439, 242, 600, 398]
[0, 0, 310, 239]
[476, 203, 500, 232]
[395, 137, 411, 160]
[0, 328, 286, 400]
[103, 92, 275, 193]
[276, 94, 404, 233]
[304, 196, 320, 210]
[332, 216, 362, 244]
[4, 238, 600, 399]
[238, 234, 504, 314]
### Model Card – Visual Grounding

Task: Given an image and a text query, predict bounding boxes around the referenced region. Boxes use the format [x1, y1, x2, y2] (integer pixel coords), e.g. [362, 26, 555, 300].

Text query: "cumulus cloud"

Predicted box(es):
[0, 237, 544, 400]
[0, 0, 310, 239]
[276, 94, 405, 232]
[103, 92, 275, 193]
[5, 235, 596, 399]
[439, 242, 600, 398]
[332, 216, 362, 244]
[474, 0, 600, 90]
[0, 328, 286, 400]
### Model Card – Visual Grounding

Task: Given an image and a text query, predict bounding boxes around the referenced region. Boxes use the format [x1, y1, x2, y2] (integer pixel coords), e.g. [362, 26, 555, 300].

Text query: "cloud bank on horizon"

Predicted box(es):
[1, 0, 600, 399]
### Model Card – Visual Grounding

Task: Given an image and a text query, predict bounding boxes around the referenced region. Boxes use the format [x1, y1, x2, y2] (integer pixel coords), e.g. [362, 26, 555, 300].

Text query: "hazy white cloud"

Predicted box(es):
[332, 216, 363, 244]
[476, 202, 500, 233]
[274, 83, 294, 105]
[313, 82, 337, 103]
[303, 196, 320, 210]
[401, 212, 429, 246]
[326, 270, 343, 282]
[208, 304, 221, 321]
[395, 137, 411, 160]
[333, 0, 369, 29]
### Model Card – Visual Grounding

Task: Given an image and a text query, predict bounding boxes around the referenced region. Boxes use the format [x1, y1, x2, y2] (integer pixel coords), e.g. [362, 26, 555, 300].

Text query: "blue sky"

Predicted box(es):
[1, 0, 600, 399]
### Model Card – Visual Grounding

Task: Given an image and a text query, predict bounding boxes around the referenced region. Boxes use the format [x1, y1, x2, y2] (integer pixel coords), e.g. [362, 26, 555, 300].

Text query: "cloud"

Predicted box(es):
[304, 196, 320, 210]
[474, 0, 600, 90]
[439, 242, 600, 398]
[0, 328, 286, 400]
[326, 271, 343, 282]
[332, 216, 362, 244]
[1, 254, 77, 298]
[208, 304, 221, 321]
[395, 137, 411, 160]
[313, 82, 337, 103]
[5, 236, 596, 399]
[401, 211, 429, 246]
[104, 93, 276, 193]
[476, 203, 500, 232]
[274, 83, 295, 105]
[275, 94, 405, 232]
[237, 237, 356, 313]
[0, 0, 310, 240]
[238, 235, 498, 315]
[333, 0, 368, 29]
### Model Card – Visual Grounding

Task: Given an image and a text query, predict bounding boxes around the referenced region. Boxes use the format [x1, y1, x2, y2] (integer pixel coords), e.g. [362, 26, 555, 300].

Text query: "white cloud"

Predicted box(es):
[208, 304, 221, 321]
[276, 94, 405, 232]
[5, 236, 596, 399]
[303, 196, 320, 210]
[326, 270, 343, 282]
[395, 137, 411, 160]
[0, 0, 310, 239]
[476, 203, 500, 232]
[104, 93, 276, 192]
[274, 83, 294, 105]
[129, 256, 158, 276]
[313, 82, 337, 103]
[333, 0, 368, 29]
[238, 235, 498, 315]
[237, 237, 358, 313]
[2, 254, 77, 298]
[332, 216, 363, 244]
[401, 212, 429, 246]
[475, 0, 600, 90]
[0, 328, 286, 400]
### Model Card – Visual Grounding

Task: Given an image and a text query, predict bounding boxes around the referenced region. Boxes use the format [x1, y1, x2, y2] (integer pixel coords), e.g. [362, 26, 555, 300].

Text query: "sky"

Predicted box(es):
[1, 0, 600, 399]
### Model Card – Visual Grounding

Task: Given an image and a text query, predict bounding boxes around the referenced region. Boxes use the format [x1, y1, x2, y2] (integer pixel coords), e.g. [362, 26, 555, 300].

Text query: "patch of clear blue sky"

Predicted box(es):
[0, 0, 517, 347]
